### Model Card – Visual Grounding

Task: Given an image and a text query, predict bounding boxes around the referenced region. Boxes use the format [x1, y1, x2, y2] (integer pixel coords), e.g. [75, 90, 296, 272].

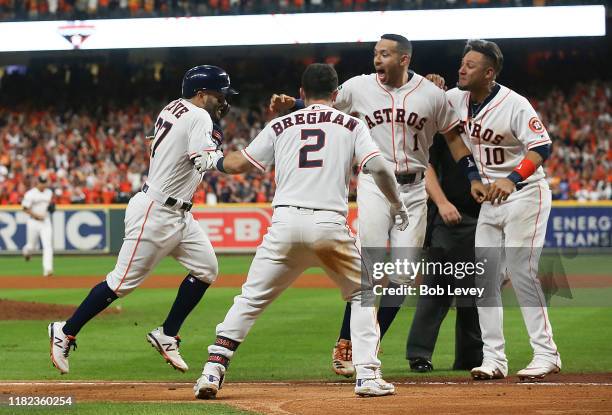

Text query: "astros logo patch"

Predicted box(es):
[528, 117, 544, 133]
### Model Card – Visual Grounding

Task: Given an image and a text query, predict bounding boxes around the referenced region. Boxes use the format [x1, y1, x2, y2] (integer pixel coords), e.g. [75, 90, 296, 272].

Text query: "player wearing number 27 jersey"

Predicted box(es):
[48, 65, 236, 376]
[446, 40, 560, 382]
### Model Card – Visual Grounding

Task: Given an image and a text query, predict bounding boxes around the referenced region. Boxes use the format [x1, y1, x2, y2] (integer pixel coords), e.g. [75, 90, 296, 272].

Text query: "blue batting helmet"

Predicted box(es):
[181, 65, 238, 99]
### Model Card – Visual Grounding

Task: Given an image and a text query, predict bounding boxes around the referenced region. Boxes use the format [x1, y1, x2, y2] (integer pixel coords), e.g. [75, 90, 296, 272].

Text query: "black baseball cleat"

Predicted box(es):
[409, 357, 433, 373]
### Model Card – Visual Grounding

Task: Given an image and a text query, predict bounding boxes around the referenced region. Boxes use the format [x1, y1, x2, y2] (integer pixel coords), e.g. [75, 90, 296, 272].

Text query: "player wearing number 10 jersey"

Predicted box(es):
[446, 40, 561, 381]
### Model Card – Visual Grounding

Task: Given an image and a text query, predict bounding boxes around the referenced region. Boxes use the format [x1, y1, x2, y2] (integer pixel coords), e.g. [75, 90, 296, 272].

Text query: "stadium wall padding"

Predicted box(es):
[0, 202, 610, 254]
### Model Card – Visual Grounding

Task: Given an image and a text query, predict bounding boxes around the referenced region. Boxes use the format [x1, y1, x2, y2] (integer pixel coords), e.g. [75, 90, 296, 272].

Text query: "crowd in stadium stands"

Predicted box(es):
[0, 80, 609, 205]
[0, 0, 599, 21]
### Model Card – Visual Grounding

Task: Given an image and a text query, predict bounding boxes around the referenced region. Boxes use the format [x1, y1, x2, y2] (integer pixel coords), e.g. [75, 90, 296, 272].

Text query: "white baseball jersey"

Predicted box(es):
[333, 72, 460, 173]
[147, 98, 217, 200]
[22, 187, 53, 219]
[446, 84, 551, 185]
[241, 104, 380, 214]
[105, 98, 219, 297]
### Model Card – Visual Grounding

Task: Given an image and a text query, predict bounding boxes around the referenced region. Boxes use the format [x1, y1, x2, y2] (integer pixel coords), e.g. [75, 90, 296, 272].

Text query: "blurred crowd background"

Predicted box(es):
[1, 78, 609, 204]
[0, 1, 608, 204]
[0, 0, 601, 21]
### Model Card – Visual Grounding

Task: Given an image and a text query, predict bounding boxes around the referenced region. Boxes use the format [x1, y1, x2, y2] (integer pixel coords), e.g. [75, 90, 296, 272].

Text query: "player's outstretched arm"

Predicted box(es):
[193, 150, 254, 175]
[442, 128, 487, 203]
[363, 156, 409, 231]
[218, 151, 256, 174]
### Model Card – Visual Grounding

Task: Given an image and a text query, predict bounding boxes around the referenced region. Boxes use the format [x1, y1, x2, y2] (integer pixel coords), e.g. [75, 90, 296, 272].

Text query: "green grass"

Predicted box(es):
[0, 255, 327, 277]
[0, 402, 254, 415]
[0, 253, 609, 278]
[1, 287, 611, 381]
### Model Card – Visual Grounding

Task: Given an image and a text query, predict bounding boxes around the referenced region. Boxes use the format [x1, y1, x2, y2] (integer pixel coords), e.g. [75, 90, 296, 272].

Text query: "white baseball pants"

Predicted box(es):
[475, 179, 561, 372]
[105, 191, 218, 297]
[357, 172, 427, 248]
[209, 206, 381, 378]
[23, 217, 53, 276]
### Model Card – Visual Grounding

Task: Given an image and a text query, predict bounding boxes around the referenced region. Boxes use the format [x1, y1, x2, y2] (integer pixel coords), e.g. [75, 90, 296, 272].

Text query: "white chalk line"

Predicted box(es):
[2, 381, 611, 387]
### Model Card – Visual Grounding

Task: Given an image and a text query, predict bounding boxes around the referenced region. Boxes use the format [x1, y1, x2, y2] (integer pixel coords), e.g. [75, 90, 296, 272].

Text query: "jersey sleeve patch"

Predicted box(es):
[528, 117, 545, 134]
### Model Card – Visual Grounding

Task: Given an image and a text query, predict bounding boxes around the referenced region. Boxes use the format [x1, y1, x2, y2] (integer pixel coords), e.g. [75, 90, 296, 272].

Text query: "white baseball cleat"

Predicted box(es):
[194, 363, 225, 400]
[517, 360, 560, 381]
[48, 321, 77, 374]
[332, 339, 355, 378]
[355, 376, 396, 397]
[146, 327, 188, 372]
[471, 362, 507, 380]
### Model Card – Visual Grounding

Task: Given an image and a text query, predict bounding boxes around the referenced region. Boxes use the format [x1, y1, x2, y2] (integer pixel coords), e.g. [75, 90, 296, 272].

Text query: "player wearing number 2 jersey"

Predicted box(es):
[446, 40, 561, 381]
[193, 63, 409, 399]
[270, 35, 487, 378]
[48, 65, 237, 375]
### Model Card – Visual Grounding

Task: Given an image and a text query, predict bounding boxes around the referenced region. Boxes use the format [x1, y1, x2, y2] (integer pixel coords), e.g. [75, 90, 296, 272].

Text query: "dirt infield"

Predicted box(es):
[2, 379, 611, 414]
[0, 299, 120, 320]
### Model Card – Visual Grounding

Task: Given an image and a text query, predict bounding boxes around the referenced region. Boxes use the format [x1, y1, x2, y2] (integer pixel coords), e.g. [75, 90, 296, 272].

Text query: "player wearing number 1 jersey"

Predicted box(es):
[446, 40, 561, 381]
[270, 35, 487, 378]
[48, 65, 237, 375]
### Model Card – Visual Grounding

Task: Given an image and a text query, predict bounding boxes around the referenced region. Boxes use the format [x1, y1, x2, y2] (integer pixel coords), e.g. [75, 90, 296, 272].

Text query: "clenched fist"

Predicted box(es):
[269, 94, 296, 113]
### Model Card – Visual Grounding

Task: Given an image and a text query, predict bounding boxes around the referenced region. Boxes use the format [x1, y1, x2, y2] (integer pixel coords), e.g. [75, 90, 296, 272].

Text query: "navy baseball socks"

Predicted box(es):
[337, 299, 401, 342]
[49, 281, 118, 374]
[162, 274, 210, 337]
[62, 281, 118, 336]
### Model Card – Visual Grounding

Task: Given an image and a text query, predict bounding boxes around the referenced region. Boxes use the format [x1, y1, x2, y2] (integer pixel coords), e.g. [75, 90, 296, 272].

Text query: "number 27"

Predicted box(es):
[151, 117, 173, 157]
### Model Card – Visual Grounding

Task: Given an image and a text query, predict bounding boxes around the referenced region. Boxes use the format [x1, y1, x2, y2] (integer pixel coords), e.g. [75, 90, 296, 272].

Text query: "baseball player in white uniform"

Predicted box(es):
[446, 40, 561, 381]
[48, 65, 237, 375]
[271, 34, 487, 377]
[22, 176, 54, 277]
[193, 63, 409, 399]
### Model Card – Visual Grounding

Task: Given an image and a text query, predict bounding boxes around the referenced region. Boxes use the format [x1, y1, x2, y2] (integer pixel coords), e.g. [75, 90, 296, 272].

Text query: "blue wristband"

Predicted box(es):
[216, 157, 226, 173]
[507, 171, 522, 185]
[458, 155, 481, 182]
[294, 99, 305, 110]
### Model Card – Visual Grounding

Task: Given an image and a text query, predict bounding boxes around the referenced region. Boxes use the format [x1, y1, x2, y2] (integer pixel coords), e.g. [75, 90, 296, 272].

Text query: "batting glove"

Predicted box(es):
[193, 151, 222, 174]
[391, 201, 409, 231]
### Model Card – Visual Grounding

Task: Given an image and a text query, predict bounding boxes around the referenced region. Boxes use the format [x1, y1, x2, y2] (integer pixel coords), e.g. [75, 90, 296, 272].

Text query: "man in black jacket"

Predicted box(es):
[406, 134, 484, 372]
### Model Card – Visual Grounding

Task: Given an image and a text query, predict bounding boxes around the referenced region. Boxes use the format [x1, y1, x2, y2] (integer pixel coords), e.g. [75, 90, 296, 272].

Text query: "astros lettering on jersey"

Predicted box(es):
[333, 72, 460, 173]
[446, 84, 551, 184]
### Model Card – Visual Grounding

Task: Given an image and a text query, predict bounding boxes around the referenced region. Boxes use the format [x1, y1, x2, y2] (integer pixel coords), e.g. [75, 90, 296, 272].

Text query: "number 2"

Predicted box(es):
[299, 129, 325, 168]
